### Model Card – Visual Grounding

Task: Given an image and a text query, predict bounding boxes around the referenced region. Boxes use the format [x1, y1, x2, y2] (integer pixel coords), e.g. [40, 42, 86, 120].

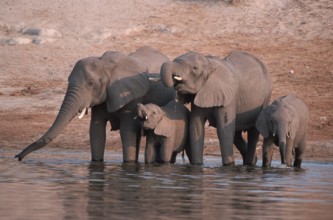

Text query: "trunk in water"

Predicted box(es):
[15, 87, 84, 160]
[279, 141, 286, 165]
[278, 126, 287, 165]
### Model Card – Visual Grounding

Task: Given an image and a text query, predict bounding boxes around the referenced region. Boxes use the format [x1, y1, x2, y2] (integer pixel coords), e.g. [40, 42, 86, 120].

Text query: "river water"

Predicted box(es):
[0, 149, 332, 220]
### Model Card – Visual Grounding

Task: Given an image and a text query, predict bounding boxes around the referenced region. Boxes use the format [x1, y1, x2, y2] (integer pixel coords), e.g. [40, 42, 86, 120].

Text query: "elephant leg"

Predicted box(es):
[145, 133, 156, 163]
[233, 131, 247, 161]
[184, 138, 192, 164]
[294, 139, 305, 167]
[120, 114, 140, 163]
[262, 138, 274, 167]
[90, 104, 108, 162]
[244, 127, 259, 165]
[135, 129, 141, 162]
[160, 139, 173, 163]
[189, 107, 206, 165]
[215, 107, 236, 166]
[285, 140, 294, 167]
[170, 152, 178, 164]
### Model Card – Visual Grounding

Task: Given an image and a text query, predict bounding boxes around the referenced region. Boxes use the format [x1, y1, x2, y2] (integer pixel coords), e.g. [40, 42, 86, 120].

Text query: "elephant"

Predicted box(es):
[15, 46, 175, 162]
[136, 100, 191, 164]
[160, 50, 272, 166]
[255, 95, 309, 168]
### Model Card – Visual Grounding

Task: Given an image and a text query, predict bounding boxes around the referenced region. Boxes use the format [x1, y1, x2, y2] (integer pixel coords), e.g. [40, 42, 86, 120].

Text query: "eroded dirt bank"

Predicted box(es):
[0, 0, 332, 162]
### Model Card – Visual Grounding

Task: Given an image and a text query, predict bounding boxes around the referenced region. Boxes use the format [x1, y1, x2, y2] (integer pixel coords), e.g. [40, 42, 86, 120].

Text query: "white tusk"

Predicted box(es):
[148, 76, 161, 82]
[173, 76, 183, 81]
[273, 133, 276, 137]
[145, 115, 148, 120]
[78, 108, 87, 119]
[134, 116, 138, 120]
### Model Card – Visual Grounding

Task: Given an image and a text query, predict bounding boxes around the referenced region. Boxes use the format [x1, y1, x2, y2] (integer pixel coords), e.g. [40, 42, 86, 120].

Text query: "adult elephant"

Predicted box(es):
[160, 51, 272, 165]
[15, 46, 175, 162]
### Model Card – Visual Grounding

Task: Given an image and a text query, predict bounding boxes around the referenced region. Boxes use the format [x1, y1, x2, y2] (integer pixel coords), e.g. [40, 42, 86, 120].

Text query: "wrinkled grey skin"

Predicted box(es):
[15, 46, 175, 162]
[160, 51, 272, 165]
[255, 95, 309, 167]
[137, 100, 191, 164]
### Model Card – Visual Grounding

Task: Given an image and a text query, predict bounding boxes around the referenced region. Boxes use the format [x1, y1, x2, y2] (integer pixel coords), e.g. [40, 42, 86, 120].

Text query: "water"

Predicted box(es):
[1, 149, 332, 220]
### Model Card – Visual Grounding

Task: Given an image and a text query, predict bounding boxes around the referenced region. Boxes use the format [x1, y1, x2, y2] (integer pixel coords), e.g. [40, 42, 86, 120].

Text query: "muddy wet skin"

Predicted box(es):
[1, 150, 332, 219]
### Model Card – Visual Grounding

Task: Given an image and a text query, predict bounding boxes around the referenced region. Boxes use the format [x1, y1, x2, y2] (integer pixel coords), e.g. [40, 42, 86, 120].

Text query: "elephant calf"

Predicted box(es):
[136, 100, 191, 164]
[255, 95, 309, 167]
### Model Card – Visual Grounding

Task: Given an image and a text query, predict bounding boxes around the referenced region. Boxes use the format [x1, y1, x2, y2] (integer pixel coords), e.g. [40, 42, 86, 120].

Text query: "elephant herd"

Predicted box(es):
[15, 46, 309, 168]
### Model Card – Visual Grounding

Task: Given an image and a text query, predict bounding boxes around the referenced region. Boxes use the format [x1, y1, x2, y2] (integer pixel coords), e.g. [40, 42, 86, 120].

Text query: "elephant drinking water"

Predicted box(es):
[15, 46, 175, 162]
[160, 50, 272, 166]
[255, 95, 309, 167]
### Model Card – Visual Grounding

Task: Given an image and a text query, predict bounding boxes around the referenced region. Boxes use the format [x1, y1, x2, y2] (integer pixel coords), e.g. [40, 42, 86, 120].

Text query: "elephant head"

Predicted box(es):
[160, 52, 238, 108]
[137, 103, 171, 137]
[15, 47, 159, 161]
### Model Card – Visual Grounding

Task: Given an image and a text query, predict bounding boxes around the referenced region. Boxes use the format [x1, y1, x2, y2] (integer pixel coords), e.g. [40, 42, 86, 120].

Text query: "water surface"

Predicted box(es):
[1, 149, 332, 220]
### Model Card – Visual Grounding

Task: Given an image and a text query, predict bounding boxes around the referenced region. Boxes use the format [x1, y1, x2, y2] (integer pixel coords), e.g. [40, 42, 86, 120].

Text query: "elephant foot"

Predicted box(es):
[243, 155, 258, 166]
[278, 164, 289, 169]
[91, 158, 104, 162]
[156, 160, 171, 165]
[123, 160, 137, 164]
[223, 161, 235, 166]
[190, 162, 203, 166]
[293, 159, 302, 168]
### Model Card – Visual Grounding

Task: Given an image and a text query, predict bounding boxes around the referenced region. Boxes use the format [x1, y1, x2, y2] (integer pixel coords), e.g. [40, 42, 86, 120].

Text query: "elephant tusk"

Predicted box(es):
[133, 116, 138, 120]
[173, 76, 183, 81]
[148, 76, 161, 82]
[145, 115, 148, 120]
[78, 108, 87, 119]
[273, 133, 276, 137]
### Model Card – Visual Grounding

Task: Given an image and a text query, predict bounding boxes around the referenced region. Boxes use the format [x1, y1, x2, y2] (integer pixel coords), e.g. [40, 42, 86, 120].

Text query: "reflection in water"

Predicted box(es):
[0, 149, 332, 220]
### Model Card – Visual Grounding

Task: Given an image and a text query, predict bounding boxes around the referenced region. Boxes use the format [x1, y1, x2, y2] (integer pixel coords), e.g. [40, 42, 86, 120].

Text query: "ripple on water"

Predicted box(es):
[0, 150, 332, 219]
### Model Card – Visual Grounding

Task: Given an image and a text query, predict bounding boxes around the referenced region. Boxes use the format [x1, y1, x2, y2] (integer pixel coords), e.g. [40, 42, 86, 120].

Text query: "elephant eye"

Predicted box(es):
[87, 80, 94, 87]
[193, 66, 198, 70]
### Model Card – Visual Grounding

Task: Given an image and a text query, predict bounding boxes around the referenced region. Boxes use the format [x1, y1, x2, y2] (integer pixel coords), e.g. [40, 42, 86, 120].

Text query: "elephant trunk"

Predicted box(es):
[137, 103, 147, 120]
[15, 85, 86, 160]
[160, 61, 176, 88]
[277, 126, 287, 165]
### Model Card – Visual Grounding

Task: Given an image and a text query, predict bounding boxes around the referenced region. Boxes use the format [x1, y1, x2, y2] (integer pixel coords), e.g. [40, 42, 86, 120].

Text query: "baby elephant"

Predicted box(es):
[255, 95, 309, 167]
[136, 100, 191, 164]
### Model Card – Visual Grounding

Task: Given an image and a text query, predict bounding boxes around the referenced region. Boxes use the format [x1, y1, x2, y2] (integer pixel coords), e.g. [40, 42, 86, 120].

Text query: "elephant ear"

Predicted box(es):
[154, 116, 173, 137]
[106, 73, 149, 112]
[194, 59, 238, 108]
[255, 108, 270, 138]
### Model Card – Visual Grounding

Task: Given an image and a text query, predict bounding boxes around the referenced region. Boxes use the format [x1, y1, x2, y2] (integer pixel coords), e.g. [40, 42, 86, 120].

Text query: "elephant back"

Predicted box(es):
[129, 46, 170, 73]
[143, 80, 176, 107]
[225, 51, 272, 129]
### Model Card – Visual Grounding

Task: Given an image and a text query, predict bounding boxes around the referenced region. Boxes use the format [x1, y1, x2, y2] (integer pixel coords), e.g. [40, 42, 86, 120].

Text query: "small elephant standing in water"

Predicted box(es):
[255, 95, 309, 167]
[136, 100, 191, 164]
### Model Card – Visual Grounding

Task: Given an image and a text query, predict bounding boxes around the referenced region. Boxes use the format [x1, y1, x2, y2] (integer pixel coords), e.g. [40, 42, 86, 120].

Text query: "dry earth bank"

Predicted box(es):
[0, 0, 332, 162]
